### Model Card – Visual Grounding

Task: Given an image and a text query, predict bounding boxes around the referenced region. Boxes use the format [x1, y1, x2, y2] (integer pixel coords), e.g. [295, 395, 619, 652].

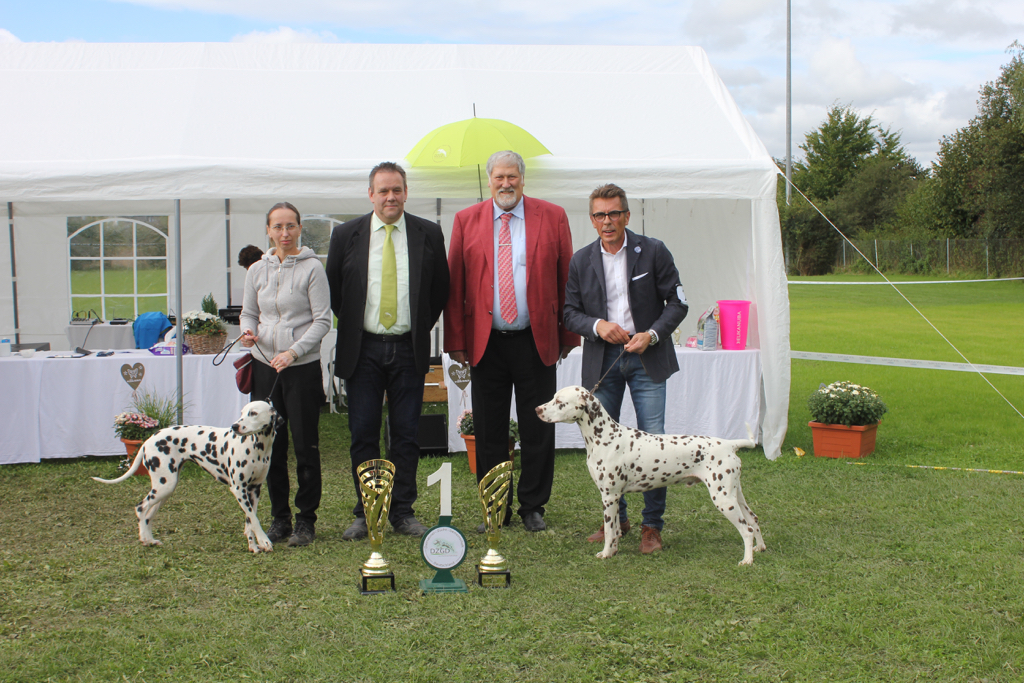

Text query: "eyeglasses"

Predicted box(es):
[591, 210, 626, 221]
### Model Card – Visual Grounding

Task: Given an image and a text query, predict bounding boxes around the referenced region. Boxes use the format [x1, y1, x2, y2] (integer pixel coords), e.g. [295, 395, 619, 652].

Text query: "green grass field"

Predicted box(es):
[2, 277, 1023, 682]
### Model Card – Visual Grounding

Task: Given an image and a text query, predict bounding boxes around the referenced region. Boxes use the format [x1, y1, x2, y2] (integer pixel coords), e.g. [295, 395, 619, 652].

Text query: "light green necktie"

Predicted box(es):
[379, 224, 397, 329]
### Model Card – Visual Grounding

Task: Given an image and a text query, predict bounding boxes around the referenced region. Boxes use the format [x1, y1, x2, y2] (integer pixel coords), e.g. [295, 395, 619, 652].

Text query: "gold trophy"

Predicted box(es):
[476, 460, 513, 587]
[357, 459, 397, 594]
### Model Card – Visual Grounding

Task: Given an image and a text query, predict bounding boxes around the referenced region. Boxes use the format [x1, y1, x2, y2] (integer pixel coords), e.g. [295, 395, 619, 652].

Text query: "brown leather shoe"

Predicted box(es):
[586, 519, 631, 543]
[639, 525, 662, 554]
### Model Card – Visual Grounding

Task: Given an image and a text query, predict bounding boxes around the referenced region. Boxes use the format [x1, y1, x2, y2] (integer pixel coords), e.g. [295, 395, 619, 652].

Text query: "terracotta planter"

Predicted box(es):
[185, 331, 227, 355]
[460, 435, 516, 475]
[121, 438, 149, 476]
[462, 435, 477, 474]
[809, 421, 879, 458]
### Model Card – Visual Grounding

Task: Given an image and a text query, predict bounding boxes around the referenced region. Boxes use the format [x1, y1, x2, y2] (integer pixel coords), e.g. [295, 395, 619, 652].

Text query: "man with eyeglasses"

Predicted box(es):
[563, 183, 688, 554]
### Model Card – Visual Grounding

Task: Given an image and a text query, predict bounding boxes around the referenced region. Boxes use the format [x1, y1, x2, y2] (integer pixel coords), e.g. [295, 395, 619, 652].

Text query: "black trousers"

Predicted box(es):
[346, 334, 424, 525]
[470, 328, 557, 518]
[252, 359, 324, 525]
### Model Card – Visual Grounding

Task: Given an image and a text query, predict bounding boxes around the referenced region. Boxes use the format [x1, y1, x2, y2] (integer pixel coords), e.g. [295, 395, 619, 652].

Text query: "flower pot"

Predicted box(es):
[121, 438, 149, 476]
[808, 421, 879, 458]
[461, 435, 477, 474]
[184, 331, 227, 355]
[460, 435, 516, 475]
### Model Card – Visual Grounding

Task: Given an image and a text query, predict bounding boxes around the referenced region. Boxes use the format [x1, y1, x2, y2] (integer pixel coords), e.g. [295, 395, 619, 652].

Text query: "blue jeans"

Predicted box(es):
[592, 343, 668, 529]
[346, 335, 424, 524]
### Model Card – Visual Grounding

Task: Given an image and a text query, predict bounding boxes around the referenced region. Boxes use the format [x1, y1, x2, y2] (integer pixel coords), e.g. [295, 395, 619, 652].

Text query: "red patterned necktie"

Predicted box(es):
[498, 212, 518, 324]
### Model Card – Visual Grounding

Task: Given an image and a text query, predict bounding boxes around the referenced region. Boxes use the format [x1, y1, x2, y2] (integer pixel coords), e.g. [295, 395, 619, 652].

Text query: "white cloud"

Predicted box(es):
[232, 26, 339, 43]
[0, 28, 22, 43]
[97, 0, 1024, 163]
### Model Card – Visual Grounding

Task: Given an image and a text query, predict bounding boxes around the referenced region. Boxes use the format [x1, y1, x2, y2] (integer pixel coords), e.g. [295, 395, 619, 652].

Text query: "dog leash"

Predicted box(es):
[590, 346, 629, 394]
[589, 333, 655, 394]
[211, 333, 283, 403]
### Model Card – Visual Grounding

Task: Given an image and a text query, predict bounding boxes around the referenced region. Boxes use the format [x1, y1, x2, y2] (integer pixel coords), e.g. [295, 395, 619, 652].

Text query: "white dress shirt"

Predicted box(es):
[594, 233, 636, 338]
[363, 212, 411, 335]
[491, 198, 530, 331]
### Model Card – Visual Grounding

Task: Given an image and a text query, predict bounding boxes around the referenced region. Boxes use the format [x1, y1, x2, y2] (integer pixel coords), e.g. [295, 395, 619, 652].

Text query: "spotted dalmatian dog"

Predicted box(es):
[93, 401, 279, 553]
[536, 386, 765, 565]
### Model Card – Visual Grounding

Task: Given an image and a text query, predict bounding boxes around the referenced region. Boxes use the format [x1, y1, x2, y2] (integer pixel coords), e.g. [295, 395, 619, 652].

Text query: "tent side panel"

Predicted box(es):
[751, 194, 790, 460]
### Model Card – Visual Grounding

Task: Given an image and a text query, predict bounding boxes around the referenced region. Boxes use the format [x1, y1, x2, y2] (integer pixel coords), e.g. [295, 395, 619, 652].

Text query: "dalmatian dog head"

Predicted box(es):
[536, 386, 603, 424]
[231, 401, 278, 436]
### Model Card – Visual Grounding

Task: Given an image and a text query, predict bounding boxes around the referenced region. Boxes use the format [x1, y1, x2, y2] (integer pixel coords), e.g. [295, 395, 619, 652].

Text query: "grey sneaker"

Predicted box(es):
[266, 518, 292, 543]
[288, 520, 315, 547]
[341, 517, 368, 541]
[392, 516, 428, 537]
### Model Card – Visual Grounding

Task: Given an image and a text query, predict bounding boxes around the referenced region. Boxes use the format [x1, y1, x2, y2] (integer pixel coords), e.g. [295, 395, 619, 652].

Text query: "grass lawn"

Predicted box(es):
[2, 277, 1023, 682]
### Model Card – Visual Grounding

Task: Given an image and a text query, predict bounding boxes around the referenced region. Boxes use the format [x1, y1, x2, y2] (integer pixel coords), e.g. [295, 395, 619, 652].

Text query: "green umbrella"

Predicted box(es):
[406, 117, 551, 200]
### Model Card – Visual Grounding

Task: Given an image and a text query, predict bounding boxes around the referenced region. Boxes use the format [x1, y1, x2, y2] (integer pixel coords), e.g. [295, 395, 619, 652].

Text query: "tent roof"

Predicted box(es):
[0, 43, 777, 201]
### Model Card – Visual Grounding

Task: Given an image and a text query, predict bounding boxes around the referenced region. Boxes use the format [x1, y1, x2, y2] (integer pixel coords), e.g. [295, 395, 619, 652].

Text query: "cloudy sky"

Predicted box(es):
[2, 0, 1021, 165]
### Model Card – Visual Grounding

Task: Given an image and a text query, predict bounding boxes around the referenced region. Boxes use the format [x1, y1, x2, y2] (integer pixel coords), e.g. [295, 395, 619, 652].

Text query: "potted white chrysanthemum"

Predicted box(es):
[182, 296, 227, 354]
[807, 381, 887, 458]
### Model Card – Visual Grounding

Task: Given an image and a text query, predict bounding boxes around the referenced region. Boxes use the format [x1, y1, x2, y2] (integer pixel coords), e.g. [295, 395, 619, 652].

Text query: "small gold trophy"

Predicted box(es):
[357, 459, 397, 595]
[476, 460, 513, 588]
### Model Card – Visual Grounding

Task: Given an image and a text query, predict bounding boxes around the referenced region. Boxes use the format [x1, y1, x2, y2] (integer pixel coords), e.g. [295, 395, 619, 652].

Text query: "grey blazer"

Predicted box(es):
[563, 229, 688, 387]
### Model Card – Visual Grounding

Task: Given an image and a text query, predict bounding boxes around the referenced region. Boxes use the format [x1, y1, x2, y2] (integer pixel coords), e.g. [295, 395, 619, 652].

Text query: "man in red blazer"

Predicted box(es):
[445, 150, 579, 532]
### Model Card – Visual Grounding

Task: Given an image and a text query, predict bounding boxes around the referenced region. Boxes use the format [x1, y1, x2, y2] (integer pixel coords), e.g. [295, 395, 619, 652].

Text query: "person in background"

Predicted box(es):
[238, 244, 264, 270]
[444, 150, 579, 533]
[563, 183, 688, 554]
[239, 202, 331, 548]
[326, 162, 449, 540]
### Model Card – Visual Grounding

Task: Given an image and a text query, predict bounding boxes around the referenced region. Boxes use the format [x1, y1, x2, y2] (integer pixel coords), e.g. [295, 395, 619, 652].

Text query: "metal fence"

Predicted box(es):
[835, 238, 1024, 277]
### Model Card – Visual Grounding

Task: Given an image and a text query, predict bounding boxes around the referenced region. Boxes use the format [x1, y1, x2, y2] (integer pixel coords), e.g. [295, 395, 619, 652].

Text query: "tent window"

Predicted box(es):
[67, 216, 169, 320]
[300, 214, 361, 268]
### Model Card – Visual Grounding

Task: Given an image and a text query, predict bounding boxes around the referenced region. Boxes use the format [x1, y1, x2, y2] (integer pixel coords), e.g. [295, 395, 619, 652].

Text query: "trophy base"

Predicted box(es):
[476, 566, 512, 588]
[360, 572, 396, 595]
[419, 577, 468, 594]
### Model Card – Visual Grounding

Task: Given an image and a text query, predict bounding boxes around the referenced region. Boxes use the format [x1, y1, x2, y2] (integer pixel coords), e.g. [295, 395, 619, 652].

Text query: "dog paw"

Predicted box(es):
[141, 539, 162, 547]
[595, 549, 617, 559]
[738, 557, 754, 566]
[755, 542, 766, 553]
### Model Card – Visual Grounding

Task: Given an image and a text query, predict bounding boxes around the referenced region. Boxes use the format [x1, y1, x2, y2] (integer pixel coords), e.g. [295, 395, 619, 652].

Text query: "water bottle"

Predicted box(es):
[0, 338, 10, 357]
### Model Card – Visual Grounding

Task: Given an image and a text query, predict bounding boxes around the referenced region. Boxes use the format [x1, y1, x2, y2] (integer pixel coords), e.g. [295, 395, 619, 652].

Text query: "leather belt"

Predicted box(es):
[491, 327, 531, 338]
[363, 331, 412, 343]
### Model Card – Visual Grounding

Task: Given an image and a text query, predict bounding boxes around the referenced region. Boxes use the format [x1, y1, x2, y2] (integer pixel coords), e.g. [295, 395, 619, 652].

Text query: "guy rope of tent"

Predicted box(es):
[406, 106, 551, 201]
[778, 169, 1024, 424]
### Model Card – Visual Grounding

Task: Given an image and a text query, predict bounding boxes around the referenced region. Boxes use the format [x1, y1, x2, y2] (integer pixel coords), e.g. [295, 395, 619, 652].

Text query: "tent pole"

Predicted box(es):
[6, 202, 19, 345]
[785, 0, 792, 205]
[174, 199, 183, 425]
[225, 199, 232, 306]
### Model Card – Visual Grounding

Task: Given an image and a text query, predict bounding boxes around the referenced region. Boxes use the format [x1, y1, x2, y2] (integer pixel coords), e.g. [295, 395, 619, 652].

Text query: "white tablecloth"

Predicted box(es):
[0, 350, 248, 464]
[65, 323, 137, 350]
[443, 346, 762, 452]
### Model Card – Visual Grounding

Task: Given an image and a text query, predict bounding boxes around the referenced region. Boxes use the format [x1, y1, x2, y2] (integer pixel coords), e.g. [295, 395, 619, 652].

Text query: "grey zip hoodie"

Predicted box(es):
[239, 246, 332, 367]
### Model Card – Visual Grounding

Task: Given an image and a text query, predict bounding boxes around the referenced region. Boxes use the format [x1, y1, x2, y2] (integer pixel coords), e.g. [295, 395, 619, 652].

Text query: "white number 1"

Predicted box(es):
[426, 462, 452, 517]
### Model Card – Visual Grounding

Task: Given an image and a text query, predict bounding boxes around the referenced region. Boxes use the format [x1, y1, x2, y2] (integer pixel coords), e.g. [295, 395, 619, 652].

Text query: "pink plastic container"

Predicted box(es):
[716, 300, 751, 350]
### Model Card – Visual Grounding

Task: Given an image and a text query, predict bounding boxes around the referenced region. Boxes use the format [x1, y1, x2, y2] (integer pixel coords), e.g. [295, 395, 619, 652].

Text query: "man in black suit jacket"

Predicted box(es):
[326, 162, 449, 540]
[563, 183, 688, 554]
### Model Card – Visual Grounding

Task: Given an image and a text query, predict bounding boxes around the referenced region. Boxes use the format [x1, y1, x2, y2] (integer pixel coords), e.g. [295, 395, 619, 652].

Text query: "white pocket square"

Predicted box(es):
[631, 272, 649, 281]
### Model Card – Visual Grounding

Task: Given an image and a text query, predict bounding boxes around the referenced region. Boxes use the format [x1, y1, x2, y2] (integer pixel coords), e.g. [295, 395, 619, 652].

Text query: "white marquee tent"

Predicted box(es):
[0, 43, 791, 459]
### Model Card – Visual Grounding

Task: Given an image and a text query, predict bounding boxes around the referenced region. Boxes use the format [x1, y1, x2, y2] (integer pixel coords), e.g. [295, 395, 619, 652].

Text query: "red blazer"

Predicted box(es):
[444, 196, 580, 367]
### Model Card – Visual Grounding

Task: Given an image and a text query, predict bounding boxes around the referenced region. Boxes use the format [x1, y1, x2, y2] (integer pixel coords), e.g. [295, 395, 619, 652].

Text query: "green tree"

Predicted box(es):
[779, 105, 923, 274]
[798, 104, 878, 201]
[931, 42, 1024, 239]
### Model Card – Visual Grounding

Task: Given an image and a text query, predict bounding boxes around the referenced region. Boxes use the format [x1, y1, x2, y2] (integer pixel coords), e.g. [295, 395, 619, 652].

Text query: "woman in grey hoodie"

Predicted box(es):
[240, 202, 332, 548]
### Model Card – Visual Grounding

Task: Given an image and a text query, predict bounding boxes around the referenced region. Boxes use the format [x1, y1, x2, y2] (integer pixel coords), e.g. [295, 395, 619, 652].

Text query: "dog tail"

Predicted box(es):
[734, 422, 757, 451]
[92, 440, 146, 484]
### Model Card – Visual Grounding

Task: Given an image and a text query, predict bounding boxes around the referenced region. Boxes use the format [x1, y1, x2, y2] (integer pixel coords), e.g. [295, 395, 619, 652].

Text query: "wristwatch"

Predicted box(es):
[288, 349, 299, 361]
[646, 329, 659, 346]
